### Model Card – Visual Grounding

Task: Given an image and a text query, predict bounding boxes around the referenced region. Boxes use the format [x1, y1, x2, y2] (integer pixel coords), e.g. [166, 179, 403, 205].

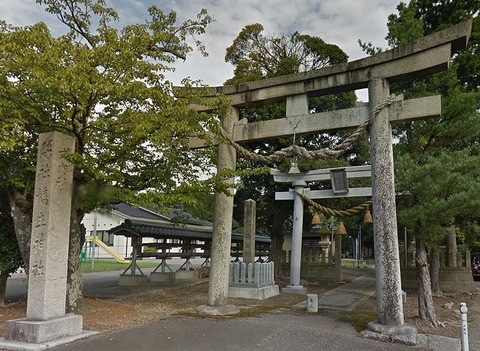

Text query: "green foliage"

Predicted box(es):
[0, 0, 218, 213]
[0, 191, 23, 275]
[386, 1, 424, 47]
[386, 1, 480, 248]
[396, 150, 480, 243]
[225, 23, 348, 84]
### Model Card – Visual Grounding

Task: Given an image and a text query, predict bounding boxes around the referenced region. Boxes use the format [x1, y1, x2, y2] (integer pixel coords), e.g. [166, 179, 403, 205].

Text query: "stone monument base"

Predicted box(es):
[360, 321, 417, 346]
[0, 314, 96, 350]
[282, 285, 307, 295]
[228, 285, 279, 300]
[0, 330, 97, 351]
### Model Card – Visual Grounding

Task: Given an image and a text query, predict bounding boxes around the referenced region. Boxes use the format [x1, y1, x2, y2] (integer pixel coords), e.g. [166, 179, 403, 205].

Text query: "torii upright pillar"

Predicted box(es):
[199, 107, 240, 314]
[368, 78, 405, 328]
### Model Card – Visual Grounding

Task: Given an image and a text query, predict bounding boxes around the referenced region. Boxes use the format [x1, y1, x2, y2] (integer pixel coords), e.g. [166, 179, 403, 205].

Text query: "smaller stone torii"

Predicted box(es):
[186, 21, 472, 343]
[272, 165, 372, 293]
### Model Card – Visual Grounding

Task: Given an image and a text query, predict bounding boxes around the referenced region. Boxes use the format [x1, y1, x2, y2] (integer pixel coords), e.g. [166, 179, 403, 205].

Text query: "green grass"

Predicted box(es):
[80, 260, 159, 273]
[341, 258, 375, 269]
[344, 311, 377, 332]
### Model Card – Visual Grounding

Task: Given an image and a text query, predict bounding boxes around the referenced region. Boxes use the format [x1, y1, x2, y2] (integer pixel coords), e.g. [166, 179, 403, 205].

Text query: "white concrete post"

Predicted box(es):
[207, 107, 238, 306]
[283, 180, 307, 294]
[369, 78, 404, 326]
[460, 303, 469, 351]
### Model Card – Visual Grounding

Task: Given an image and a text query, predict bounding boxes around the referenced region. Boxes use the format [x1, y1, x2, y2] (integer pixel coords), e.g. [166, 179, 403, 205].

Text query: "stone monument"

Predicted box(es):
[0, 132, 96, 350]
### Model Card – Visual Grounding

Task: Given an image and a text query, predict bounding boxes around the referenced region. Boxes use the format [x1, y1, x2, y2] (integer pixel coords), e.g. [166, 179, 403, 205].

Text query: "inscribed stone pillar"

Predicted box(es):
[27, 131, 75, 321]
[243, 199, 256, 266]
[369, 78, 404, 326]
[207, 107, 238, 307]
[2, 132, 93, 346]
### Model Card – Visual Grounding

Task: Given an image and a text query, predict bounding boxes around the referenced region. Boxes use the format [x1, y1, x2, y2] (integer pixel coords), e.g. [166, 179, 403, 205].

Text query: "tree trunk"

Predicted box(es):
[429, 246, 442, 297]
[269, 210, 288, 278]
[270, 233, 285, 278]
[7, 190, 32, 271]
[0, 272, 8, 307]
[447, 227, 457, 267]
[416, 239, 440, 327]
[66, 186, 85, 314]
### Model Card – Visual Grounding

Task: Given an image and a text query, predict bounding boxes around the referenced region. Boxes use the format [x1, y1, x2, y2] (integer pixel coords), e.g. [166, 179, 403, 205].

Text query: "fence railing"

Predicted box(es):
[229, 261, 275, 288]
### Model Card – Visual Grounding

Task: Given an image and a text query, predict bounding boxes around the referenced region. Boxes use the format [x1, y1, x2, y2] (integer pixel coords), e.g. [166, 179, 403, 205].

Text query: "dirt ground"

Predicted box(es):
[0, 269, 477, 340]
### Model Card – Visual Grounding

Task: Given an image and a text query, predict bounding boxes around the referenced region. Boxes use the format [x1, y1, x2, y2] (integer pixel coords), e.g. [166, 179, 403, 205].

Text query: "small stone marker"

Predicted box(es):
[2, 132, 93, 347]
[306, 294, 318, 313]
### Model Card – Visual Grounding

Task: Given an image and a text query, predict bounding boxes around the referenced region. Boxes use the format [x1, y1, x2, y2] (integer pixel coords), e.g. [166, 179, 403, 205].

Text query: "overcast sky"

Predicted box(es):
[0, 0, 401, 98]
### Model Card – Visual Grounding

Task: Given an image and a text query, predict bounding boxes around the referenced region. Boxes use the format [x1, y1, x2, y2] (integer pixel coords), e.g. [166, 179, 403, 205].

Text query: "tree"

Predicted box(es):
[379, 1, 480, 326]
[0, 0, 218, 312]
[0, 191, 23, 306]
[224, 23, 362, 276]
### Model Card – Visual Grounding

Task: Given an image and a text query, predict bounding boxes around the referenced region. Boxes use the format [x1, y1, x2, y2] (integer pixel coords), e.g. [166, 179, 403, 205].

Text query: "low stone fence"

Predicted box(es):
[229, 262, 275, 288]
[401, 250, 476, 293]
[302, 249, 333, 264]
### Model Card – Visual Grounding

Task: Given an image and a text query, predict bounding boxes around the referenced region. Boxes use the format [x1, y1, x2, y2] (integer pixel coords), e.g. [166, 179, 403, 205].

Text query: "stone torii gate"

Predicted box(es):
[187, 21, 471, 341]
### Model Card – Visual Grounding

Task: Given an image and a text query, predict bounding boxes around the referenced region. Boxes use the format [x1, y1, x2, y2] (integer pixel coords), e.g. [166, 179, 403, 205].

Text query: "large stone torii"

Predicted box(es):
[187, 21, 471, 341]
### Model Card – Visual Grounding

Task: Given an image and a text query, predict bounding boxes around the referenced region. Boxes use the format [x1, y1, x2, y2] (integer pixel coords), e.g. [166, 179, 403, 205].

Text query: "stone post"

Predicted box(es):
[367, 79, 412, 340]
[282, 181, 307, 294]
[206, 107, 238, 310]
[3, 132, 89, 345]
[243, 199, 256, 266]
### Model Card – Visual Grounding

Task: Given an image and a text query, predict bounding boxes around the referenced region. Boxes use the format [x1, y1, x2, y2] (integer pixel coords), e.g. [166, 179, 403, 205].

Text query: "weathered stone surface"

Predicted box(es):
[5, 314, 82, 344]
[180, 21, 471, 108]
[228, 285, 279, 300]
[26, 132, 75, 321]
[369, 78, 404, 326]
[189, 95, 441, 148]
[207, 107, 238, 307]
[361, 321, 417, 346]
